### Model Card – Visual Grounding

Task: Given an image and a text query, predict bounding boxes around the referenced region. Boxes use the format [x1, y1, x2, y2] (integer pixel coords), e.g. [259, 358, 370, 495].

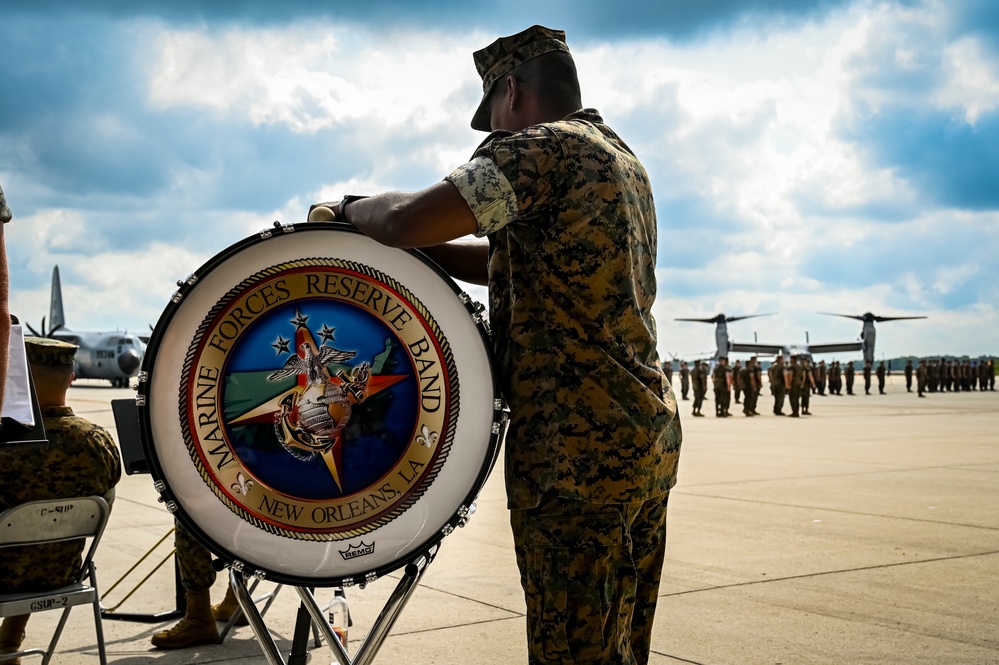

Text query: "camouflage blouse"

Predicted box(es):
[0, 406, 121, 592]
[447, 109, 681, 509]
[0, 183, 11, 223]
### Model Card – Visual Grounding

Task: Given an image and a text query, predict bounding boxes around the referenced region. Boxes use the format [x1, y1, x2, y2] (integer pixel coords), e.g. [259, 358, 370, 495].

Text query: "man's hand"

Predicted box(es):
[308, 205, 336, 222]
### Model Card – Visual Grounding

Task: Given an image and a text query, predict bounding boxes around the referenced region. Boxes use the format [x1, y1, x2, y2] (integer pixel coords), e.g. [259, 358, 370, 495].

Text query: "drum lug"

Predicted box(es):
[457, 503, 476, 528]
[469, 300, 486, 324]
[153, 480, 166, 493]
[135, 394, 147, 407]
[171, 273, 199, 303]
[358, 571, 377, 589]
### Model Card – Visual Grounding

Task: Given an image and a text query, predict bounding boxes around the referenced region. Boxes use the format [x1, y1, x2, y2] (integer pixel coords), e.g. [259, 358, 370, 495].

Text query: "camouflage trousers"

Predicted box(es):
[510, 491, 670, 664]
[175, 521, 217, 592]
[788, 386, 803, 415]
[772, 387, 786, 414]
[715, 388, 730, 415]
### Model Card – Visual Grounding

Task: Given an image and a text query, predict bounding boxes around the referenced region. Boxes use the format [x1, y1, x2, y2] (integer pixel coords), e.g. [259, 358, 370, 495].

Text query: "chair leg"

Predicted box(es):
[41, 606, 73, 665]
[90, 563, 108, 665]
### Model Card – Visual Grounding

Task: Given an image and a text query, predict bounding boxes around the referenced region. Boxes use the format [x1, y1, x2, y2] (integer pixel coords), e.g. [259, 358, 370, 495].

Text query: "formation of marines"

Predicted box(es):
[673, 355, 996, 417]
[906, 357, 994, 395]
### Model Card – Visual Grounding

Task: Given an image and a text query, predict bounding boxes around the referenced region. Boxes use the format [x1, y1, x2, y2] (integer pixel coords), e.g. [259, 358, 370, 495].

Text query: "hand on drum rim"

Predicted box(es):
[308, 203, 337, 222]
[308, 195, 368, 224]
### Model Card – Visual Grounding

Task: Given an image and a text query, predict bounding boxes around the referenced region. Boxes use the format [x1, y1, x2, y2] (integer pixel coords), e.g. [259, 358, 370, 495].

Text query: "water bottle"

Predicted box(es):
[327, 588, 349, 648]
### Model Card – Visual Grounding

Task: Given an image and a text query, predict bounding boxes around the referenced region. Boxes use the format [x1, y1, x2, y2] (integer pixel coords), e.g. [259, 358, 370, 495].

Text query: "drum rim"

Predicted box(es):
[137, 221, 504, 587]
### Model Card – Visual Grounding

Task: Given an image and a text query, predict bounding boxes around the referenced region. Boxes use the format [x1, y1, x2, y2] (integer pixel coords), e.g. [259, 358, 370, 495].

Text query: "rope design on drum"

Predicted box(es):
[177, 254, 462, 542]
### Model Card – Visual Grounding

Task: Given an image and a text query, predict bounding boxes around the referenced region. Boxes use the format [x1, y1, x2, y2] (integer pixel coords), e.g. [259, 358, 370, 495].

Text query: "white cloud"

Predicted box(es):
[145, 22, 484, 134]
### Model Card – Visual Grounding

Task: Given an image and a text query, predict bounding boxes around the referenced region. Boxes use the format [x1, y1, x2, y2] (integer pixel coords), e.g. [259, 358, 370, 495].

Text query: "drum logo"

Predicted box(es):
[180, 258, 459, 542]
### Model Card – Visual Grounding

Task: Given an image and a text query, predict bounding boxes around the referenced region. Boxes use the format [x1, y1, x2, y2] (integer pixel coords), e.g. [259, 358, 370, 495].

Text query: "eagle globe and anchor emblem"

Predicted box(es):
[180, 260, 458, 551]
[270, 327, 372, 464]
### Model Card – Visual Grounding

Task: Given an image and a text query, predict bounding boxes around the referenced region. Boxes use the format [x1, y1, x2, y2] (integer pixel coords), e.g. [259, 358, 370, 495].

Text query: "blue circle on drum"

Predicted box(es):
[218, 300, 418, 500]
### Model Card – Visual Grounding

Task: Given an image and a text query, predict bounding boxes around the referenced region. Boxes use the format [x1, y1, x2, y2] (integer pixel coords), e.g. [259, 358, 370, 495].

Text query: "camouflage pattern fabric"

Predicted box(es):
[0, 184, 11, 223]
[511, 492, 669, 664]
[0, 406, 121, 592]
[769, 359, 786, 414]
[173, 521, 216, 592]
[739, 364, 757, 413]
[447, 108, 680, 510]
[712, 363, 729, 415]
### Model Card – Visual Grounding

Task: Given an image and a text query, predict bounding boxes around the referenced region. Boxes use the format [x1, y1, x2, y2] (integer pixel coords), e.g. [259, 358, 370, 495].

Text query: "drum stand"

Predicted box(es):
[231, 544, 438, 665]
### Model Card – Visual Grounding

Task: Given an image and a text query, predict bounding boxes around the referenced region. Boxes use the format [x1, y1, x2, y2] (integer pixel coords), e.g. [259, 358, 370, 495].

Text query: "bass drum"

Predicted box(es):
[138, 221, 504, 587]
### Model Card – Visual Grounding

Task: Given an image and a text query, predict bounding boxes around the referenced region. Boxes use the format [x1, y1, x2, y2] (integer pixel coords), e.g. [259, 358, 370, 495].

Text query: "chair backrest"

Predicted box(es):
[0, 496, 110, 579]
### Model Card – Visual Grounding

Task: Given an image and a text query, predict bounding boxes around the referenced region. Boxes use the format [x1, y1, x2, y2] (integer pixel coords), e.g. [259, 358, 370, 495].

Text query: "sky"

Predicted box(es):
[2, 0, 997, 362]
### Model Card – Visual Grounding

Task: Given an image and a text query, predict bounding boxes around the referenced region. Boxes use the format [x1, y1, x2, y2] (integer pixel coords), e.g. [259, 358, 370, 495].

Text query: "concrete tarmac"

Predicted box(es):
[12, 376, 999, 664]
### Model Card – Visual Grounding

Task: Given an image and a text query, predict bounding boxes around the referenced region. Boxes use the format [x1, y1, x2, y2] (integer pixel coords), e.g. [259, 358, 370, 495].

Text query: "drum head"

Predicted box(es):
[139, 222, 503, 587]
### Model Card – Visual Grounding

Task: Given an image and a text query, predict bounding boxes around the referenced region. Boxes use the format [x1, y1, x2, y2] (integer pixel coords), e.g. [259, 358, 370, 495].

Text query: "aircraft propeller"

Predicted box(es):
[24, 316, 65, 338]
[818, 312, 927, 323]
[674, 313, 776, 324]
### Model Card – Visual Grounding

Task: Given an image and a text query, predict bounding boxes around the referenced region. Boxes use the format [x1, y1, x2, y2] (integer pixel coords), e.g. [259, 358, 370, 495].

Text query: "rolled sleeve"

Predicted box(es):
[445, 157, 518, 237]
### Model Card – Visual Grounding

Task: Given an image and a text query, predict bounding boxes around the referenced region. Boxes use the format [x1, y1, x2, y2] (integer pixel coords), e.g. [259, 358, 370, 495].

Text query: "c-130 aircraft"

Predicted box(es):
[26, 266, 145, 387]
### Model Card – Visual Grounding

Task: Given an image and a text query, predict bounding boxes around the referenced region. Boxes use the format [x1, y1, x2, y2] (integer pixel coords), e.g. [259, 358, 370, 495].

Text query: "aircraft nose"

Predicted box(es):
[118, 348, 142, 375]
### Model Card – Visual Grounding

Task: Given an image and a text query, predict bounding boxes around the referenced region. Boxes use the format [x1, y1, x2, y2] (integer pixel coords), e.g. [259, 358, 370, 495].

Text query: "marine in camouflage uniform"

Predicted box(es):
[691, 359, 706, 416]
[712, 357, 731, 417]
[769, 355, 786, 416]
[679, 361, 690, 400]
[314, 25, 680, 664]
[740, 357, 759, 416]
[787, 355, 804, 417]
[800, 357, 815, 415]
[0, 337, 121, 658]
[732, 359, 743, 403]
[844, 361, 855, 395]
[876, 361, 887, 394]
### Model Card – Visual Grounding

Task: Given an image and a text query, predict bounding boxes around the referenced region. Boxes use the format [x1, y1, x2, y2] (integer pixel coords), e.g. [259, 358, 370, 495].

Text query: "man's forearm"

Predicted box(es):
[418, 239, 490, 286]
[312, 181, 489, 285]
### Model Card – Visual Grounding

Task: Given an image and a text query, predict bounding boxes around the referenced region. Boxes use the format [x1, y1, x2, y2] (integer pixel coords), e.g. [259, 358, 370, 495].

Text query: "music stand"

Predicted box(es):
[100, 398, 184, 623]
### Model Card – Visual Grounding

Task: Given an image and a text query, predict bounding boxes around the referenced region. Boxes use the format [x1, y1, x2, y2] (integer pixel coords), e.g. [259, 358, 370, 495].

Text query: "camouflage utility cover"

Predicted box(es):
[447, 108, 680, 509]
[0, 406, 121, 592]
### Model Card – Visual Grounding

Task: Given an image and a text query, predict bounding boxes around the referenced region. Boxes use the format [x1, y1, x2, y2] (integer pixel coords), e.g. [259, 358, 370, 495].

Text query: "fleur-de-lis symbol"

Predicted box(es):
[416, 424, 438, 448]
[231, 473, 254, 495]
